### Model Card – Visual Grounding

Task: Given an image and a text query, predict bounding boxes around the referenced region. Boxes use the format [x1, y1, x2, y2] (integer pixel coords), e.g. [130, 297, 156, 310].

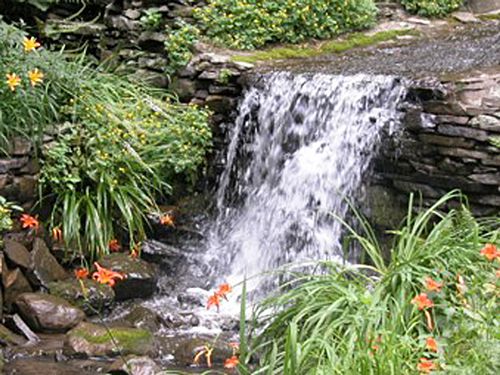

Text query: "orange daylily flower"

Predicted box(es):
[74, 268, 89, 279]
[160, 213, 175, 227]
[129, 248, 139, 258]
[426, 337, 438, 352]
[20, 214, 39, 230]
[425, 277, 443, 292]
[480, 243, 499, 261]
[216, 283, 232, 300]
[207, 293, 221, 311]
[417, 357, 436, 373]
[23, 36, 41, 52]
[6, 73, 21, 91]
[224, 355, 239, 369]
[411, 293, 434, 310]
[52, 227, 63, 242]
[28, 68, 44, 86]
[92, 262, 125, 287]
[108, 239, 121, 252]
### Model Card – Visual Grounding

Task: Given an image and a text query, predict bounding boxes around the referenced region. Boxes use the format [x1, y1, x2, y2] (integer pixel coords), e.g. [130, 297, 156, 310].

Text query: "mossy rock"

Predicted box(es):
[67, 322, 155, 357]
[48, 279, 115, 315]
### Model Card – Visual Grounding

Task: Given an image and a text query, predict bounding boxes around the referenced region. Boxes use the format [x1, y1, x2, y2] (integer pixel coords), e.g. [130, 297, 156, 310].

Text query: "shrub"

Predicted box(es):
[164, 20, 200, 75]
[400, 0, 463, 17]
[1, 20, 212, 260]
[247, 192, 500, 374]
[40, 72, 211, 260]
[140, 9, 162, 31]
[0, 196, 22, 239]
[0, 19, 75, 151]
[194, 0, 378, 50]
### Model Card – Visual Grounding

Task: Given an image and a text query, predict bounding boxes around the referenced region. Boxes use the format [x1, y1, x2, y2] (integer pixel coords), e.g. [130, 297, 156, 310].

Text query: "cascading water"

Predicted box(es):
[139, 72, 407, 339]
[204, 73, 406, 296]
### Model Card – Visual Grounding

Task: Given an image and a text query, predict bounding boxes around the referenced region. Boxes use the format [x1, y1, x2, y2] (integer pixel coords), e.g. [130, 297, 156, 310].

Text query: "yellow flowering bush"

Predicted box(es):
[194, 0, 378, 49]
[1, 19, 212, 260]
[400, 0, 463, 17]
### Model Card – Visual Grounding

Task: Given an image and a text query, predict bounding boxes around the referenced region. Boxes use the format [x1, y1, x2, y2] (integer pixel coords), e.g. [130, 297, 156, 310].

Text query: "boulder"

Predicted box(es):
[15, 292, 85, 333]
[98, 253, 158, 301]
[3, 268, 33, 309]
[122, 306, 163, 332]
[3, 240, 30, 269]
[108, 355, 160, 375]
[67, 322, 154, 357]
[48, 279, 115, 315]
[27, 238, 68, 288]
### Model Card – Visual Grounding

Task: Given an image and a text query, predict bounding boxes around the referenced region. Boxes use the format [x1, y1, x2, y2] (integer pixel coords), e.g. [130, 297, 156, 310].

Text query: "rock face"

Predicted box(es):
[67, 322, 154, 357]
[98, 253, 158, 300]
[48, 279, 115, 315]
[15, 292, 85, 333]
[122, 306, 163, 332]
[27, 238, 68, 288]
[468, 0, 500, 13]
[3, 240, 31, 269]
[374, 69, 500, 217]
[2, 268, 32, 309]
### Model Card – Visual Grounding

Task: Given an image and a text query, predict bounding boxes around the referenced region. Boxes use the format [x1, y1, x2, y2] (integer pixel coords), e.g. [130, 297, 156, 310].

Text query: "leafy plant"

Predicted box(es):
[194, 0, 378, 50]
[0, 196, 22, 239]
[1, 20, 212, 260]
[400, 0, 463, 17]
[164, 20, 200, 75]
[41, 71, 211, 260]
[246, 191, 499, 374]
[140, 9, 162, 31]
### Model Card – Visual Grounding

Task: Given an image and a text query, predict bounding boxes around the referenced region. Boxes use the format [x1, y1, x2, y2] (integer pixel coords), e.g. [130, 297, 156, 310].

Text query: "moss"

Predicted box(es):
[231, 29, 419, 64]
[478, 12, 500, 21]
[72, 326, 152, 350]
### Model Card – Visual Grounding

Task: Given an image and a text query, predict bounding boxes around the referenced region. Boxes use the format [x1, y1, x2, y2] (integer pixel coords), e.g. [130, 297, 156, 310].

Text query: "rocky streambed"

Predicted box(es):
[0, 210, 239, 374]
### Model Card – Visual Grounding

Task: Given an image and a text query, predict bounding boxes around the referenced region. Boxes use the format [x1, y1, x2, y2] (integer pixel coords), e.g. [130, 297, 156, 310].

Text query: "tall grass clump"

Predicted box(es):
[248, 191, 499, 374]
[1, 19, 212, 260]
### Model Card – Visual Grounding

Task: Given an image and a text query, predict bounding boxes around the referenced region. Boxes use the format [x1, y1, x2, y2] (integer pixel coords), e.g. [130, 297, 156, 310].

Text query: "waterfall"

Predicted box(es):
[205, 73, 406, 293]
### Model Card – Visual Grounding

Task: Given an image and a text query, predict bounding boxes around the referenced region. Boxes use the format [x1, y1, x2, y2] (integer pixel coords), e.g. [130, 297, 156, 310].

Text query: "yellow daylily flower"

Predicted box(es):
[23, 36, 41, 52]
[28, 68, 44, 87]
[6, 73, 21, 91]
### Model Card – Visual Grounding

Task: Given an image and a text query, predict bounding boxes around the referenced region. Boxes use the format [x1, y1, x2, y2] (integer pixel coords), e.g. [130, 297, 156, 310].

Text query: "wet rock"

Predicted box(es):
[98, 253, 158, 301]
[4, 358, 95, 375]
[469, 114, 500, 132]
[122, 306, 163, 332]
[15, 293, 85, 333]
[67, 322, 154, 357]
[140, 239, 183, 265]
[3, 268, 33, 309]
[159, 334, 233, 367]
[27, 238, 69, 288]
[48, 279, 115, 315]
[3, 240, 30, 269]
[0, 324, 26, 346]
[108, 355, 160, 375]
[452, 12, 479, 23]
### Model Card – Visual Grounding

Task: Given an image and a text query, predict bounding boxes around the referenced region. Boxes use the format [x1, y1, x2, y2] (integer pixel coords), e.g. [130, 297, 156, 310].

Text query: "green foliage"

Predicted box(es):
[491, 136, 500, 149]
[41, 72, 211, 260]
[248, 192, 500, 374]
[0, 196, 22, 237]
[0, 19, 76, 151]
[1, 20, 212, 260]
[164, 20, 200, 75]
[400, 0, 463, 17]
[140, 9, 162, 31]
[194, 0, 378, 50]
